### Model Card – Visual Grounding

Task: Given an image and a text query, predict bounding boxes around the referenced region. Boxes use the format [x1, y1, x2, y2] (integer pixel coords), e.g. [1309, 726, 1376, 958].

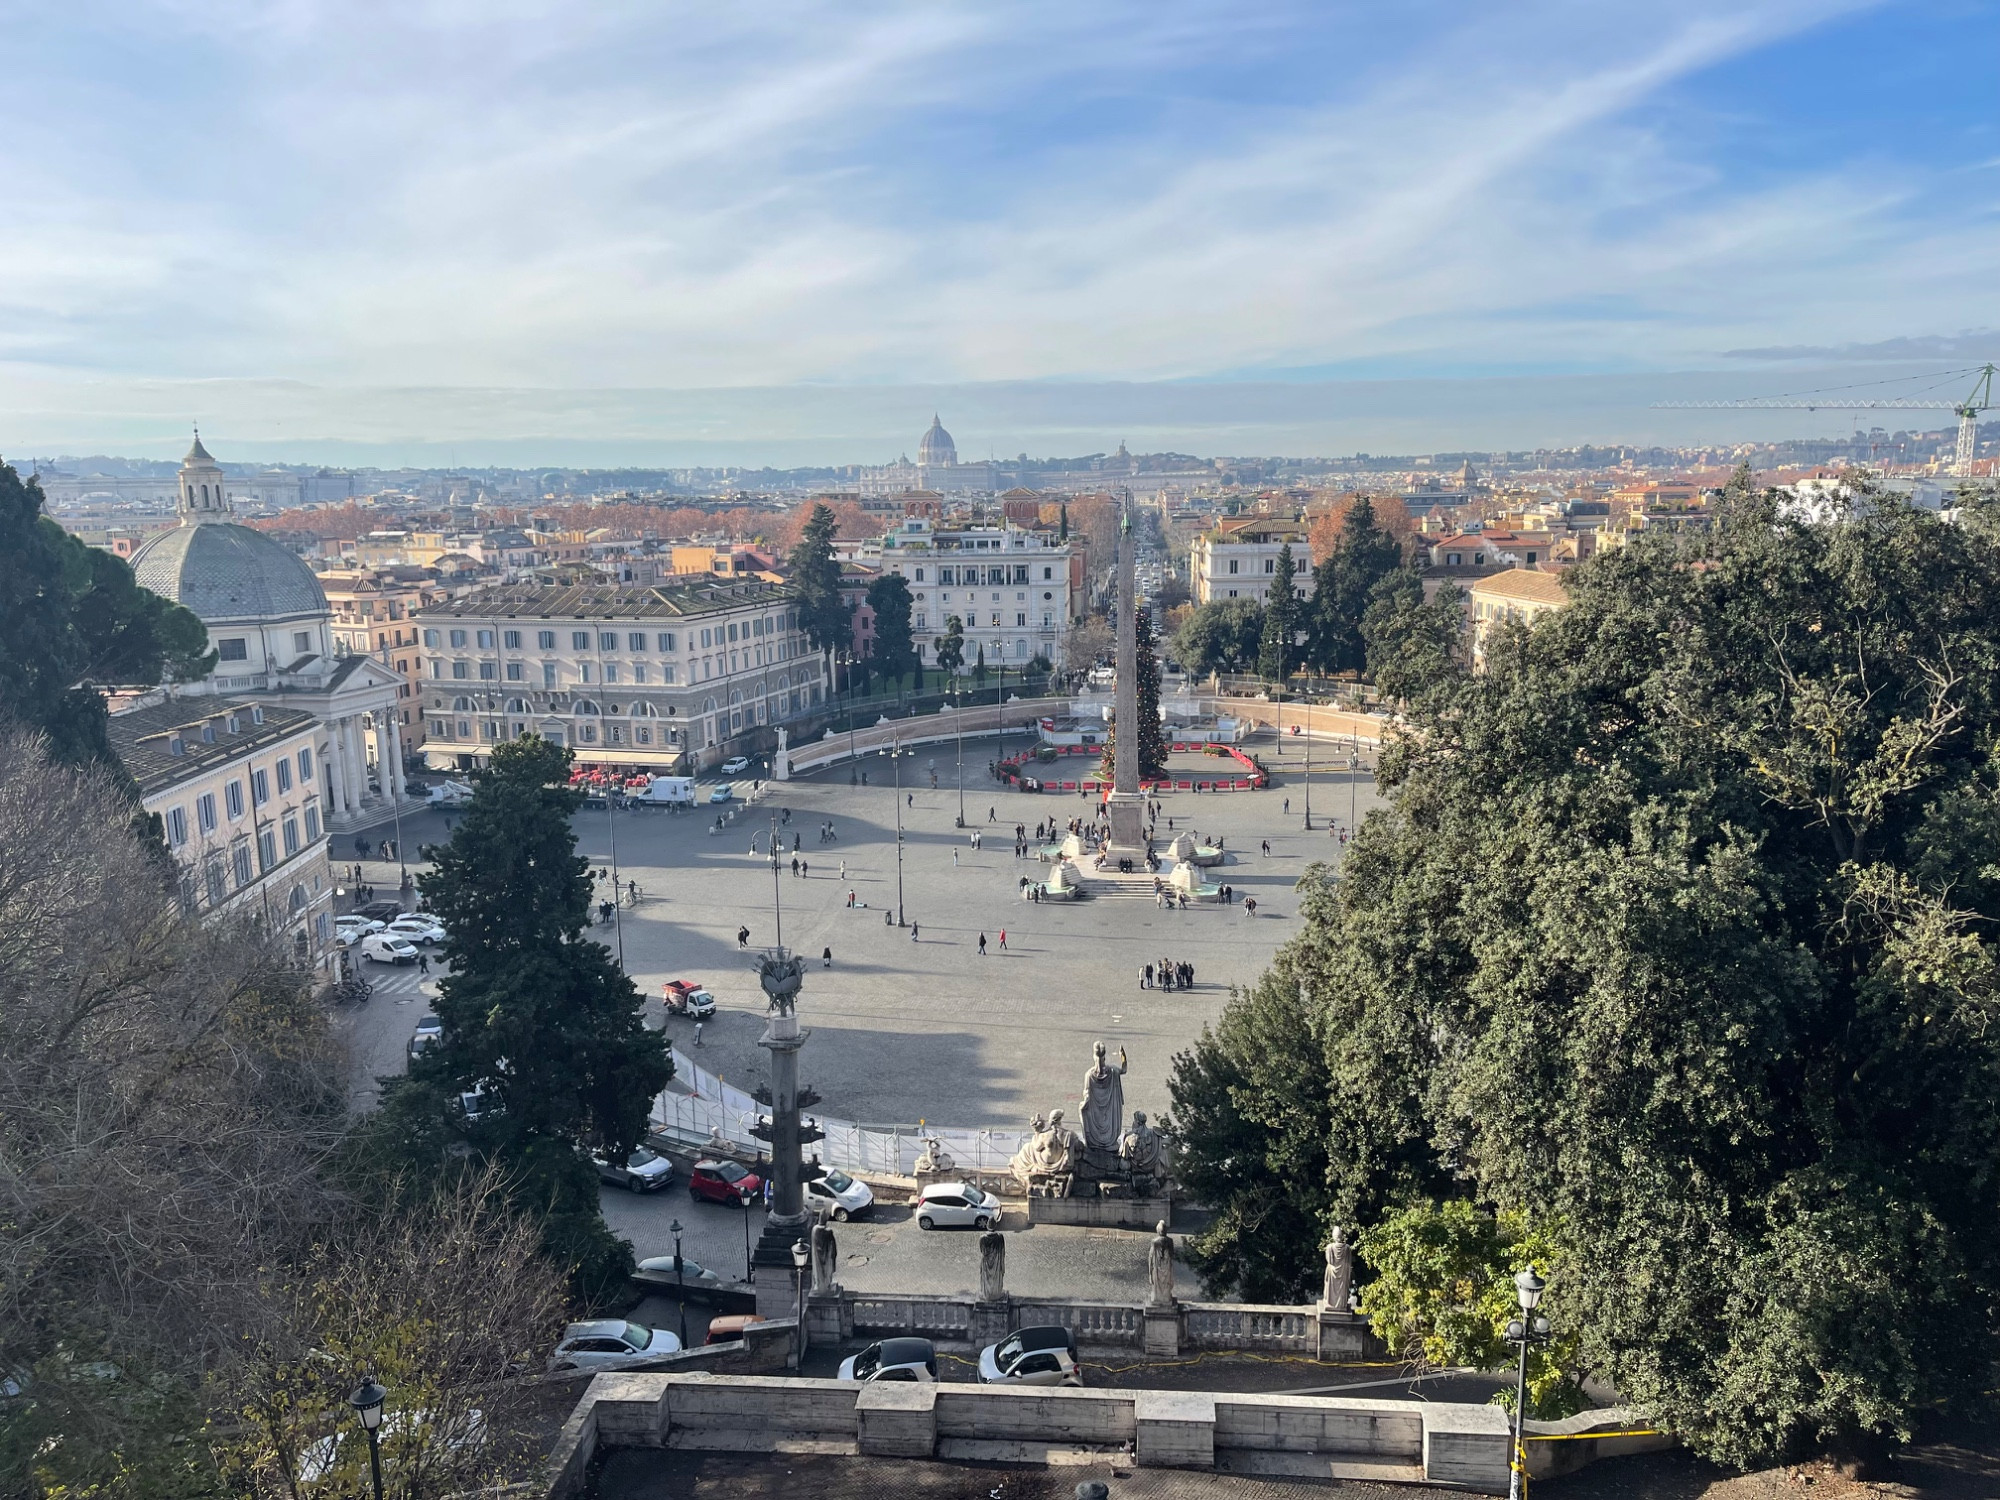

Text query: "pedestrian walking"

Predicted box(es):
[839, 860, 847, 880]
[953, 849, 960, 867]
[1283, 797, 1290, 815]
[791, 857, 799, 876]
[907, 793, 913, 807]
[978, 933, 987, 955]
[911, 923, 920, 942]
[1261, 840, 1271, 856]
[997, 929, 1007, 950]
[989, 807, 996, 822]
[738, 925, 750, 948]
[693, 1020, 704, 1047]
[802, 861, 809, 878]
[418, 952, 430, 976]
[822, 946, 833, 968]
[1142, 964, 1153, 989]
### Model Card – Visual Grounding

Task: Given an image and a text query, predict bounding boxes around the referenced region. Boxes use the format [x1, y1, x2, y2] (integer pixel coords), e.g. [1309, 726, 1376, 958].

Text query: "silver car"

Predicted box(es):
[547, 1319, 681, 1373]
[915, 1182, 1001, 1231]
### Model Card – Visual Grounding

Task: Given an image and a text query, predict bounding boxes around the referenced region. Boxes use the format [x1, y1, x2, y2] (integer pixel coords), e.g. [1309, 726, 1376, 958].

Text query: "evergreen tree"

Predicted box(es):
[1307, 498, 1403, 675]
[1171, 597, 1264, 679]
[864, 574, 917, 692]
[404, 735, 671, 1297]
[973, 642, 987, 685]
[1059, 504, 1069, 541]
[932, 615, 966, 679]
[1101, 603, 1168, 780]
[1173, 488, 2000, 1468]
[785, 501, 851, 673]
[0, 461, 213, 770]
[1257, 542, 1298, 681]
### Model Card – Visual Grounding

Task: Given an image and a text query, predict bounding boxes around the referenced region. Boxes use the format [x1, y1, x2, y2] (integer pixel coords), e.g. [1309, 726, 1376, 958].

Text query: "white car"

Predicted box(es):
[720, 756, 751, 775]
[334, 915, 384, 947]
[359, 933, 420, 965]
[634, 1254, 724, 1289]
[978, 1326, 1083, 1386]
[386, 915, 445, 945]
[915, 1182, 1002, 1231]
[837, 1338, 937, 1384]
[547, 1319, 681, 1373]
[804, 1168, 874, 1222]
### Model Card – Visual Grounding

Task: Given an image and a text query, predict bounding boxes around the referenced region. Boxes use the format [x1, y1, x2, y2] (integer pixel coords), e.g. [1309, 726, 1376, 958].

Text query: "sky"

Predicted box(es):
[2, 0, 1998, 465]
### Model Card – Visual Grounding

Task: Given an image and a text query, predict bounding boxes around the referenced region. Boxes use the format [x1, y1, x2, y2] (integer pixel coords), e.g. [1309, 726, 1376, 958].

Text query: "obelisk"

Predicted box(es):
[1104, 505, 1151, 860]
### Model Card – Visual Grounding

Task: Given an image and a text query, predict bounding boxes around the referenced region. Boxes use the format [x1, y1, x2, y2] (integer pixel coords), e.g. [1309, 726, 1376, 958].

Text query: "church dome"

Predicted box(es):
[131, 523, 329, 623]
[918, 415, 957, 467]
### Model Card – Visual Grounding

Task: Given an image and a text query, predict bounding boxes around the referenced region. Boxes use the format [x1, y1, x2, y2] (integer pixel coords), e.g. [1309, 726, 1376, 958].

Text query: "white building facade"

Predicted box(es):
[413, 580, 828, 772]
[873, 517, 1077, 671]
[1191, 518, 1317, 606]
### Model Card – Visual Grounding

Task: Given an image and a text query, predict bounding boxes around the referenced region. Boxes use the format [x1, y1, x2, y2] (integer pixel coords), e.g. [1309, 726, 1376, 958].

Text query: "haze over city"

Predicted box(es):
[5, 0, 1999, 464]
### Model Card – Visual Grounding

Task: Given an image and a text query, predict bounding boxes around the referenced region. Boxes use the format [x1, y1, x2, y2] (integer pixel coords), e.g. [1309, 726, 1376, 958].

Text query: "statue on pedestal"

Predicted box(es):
[978, 1228, 1007, 1303]
[1119, 1110, 1169, 1196]
[1078, 1042, 1128, 1155]
[1148, 1220, 1176, 1307]
[1008, 1109, 1080, 1195]
[1320, 1225, 1353, 1313]
[810, 1221, 838, 1296]
[913, 1136, 955, 1176]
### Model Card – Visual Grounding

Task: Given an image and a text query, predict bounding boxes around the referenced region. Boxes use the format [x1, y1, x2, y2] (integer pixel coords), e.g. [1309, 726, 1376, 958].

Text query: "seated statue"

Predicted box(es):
[913, 1135, 955, 1176]
[1119, 1109, 1168, 1193]
[1008, 1108, 1080, 1193]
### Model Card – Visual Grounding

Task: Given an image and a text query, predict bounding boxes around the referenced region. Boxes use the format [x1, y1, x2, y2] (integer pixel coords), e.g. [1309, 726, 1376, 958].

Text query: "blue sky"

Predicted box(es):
[2, 0, 1997, 462]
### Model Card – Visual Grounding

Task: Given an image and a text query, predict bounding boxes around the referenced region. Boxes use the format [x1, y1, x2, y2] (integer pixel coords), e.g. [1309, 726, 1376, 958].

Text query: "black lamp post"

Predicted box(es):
[669, 1217, 690, 1346]
[1302, 704, 1313, 829]
[1503, 1268, 1551, 1500]
[887, 733, 906, 926]
[349, 1376, 388, 1500]
[791, 1237, 811, 1365]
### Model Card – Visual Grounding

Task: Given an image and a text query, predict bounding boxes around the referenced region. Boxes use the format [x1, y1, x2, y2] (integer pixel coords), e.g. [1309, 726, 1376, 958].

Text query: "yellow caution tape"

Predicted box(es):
[1524, 1429, 1663, 1442]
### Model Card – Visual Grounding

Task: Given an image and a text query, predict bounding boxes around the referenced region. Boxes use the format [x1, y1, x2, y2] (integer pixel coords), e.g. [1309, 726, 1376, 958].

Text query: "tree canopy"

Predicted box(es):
[0, 462, 213, 769]
[785, 501, 851, 663]
[1306, 496, 1403, 676]
[933, 614, 966, 678]
[1257, 542, 1299, 681]
[1171, 597, 1264, 678]
[1172, 488, 2000, 1467]
[865, 572, 918, 690]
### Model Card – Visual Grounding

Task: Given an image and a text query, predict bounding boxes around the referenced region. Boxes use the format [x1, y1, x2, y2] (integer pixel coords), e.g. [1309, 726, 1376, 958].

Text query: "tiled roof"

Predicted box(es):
[106, 697, 318, 797]
[1470, 569, 1569, 606]
[419, 580, 794, 621]
[129, 522, 329, 623]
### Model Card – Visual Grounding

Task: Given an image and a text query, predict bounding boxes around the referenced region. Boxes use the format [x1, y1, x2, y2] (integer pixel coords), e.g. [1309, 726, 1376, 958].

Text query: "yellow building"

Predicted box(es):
[1467, 568, 1569, 669]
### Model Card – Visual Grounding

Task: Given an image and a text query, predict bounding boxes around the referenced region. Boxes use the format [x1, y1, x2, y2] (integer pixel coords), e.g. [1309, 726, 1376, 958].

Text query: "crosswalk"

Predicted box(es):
[352, 960, 439, 1002]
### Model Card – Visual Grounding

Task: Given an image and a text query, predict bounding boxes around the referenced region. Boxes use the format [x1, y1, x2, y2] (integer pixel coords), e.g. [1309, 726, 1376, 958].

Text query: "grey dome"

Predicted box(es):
[131, 522, 329, 623]
[918, 415, 957, 466]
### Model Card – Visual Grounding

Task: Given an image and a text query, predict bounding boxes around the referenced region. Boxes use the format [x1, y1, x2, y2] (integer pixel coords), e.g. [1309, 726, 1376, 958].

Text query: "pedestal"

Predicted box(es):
[1143, 1306, 1181, 1357]
[1105, 789, 1151, 860]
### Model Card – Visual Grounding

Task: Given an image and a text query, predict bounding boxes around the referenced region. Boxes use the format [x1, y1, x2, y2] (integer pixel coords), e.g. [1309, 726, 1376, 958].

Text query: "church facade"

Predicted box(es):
[128, 435, 410, 830]
[857, 416, 997, 496]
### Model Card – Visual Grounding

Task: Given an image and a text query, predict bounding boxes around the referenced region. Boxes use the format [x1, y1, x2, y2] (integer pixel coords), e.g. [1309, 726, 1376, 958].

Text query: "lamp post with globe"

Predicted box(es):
[1503, 1269, 1551, 1500]
[349, 1377, 388, 1500]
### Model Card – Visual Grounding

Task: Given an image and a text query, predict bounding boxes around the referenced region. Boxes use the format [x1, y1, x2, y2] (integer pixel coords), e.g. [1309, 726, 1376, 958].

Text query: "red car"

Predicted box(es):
[688, 1158, 762, 1207]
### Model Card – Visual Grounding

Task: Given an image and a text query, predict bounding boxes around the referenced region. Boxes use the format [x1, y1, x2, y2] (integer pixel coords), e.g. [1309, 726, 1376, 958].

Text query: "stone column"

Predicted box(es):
[325, 726, 348, 816]
[384, 713, 407, 798]
[347, 718, 371, 807]
[340, 719, 363, 814]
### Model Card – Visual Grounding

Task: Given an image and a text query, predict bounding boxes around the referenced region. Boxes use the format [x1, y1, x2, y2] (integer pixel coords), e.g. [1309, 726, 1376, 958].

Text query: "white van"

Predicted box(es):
[427, 780, 474, 807]
[631, 777, 696, 808]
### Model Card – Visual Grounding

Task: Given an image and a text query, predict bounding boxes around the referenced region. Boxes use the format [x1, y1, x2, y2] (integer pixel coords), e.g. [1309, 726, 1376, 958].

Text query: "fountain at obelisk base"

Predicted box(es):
[1104, 507, 1152, 862]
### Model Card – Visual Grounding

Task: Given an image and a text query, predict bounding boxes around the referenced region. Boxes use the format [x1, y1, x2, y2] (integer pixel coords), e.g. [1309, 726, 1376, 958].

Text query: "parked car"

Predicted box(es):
[978, 1326, 1083, 1387]
[407, 1014, 443, 1063]
[359, 933, 420, 965]
[837, 1338, 937, 1384]
[707, 786, 733, 804]
[704, 1314, 767, 1345]
[719, 756, 751, 775]
[297, 1407, 486, 1483]
[386, 915, 445, 945]
[915, 1182, 1002, 1231]
[459, 1087, 501, 1123]
[803, 1167, 874, 1222]
[634, 1254, 724, 1290]
[688, 1158, 762, 1207]
[662, 980, 717, 1018]
[546, 1320, 681, 1373]
[356, 899, 406, 922]
[594, 1146, 676, 1192]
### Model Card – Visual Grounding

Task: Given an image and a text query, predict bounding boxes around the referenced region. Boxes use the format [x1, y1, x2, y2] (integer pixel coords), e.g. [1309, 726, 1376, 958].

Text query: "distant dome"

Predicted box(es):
[918, 415, 957, 467]
[131, 523, 329, 623]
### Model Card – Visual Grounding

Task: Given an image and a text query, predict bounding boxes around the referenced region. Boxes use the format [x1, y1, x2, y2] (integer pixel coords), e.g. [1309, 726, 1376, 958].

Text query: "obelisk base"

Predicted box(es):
[1105, 790, 1151, 861]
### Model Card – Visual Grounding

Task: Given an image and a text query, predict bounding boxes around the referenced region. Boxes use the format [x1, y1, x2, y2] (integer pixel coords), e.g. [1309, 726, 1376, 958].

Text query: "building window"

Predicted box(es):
[662, 665, 677, 684]
[1228, 560, 1239, 574]
[251, 769, 270, 806]
[578, 724, 598, 743]
[204, 859, 228, 907]
[218, 637, 248, 661]
[632, 665, 647, 684]
[165, 806, 188, 846]
[543, 662, 558, 686]
[539, 630, 556, 649]
[636, 726, 652, 745]
[914, 567, 925, 582]
[503, 630, 521, 648]
[449, 629, 467, 648]
[1016, 613, 1026, 627]
[476, 629, 495, 648]
[572, 631, 590, 649]
[298, 747, 313, 780]
[628, 632, 647, 651]
[197, 792, 218, 834]
[226, 780, 245, 819]
[257, 829, 277, 872]
[457, 719, 471, 738]
[656, 632, 676, 651]
[232, 843, 253, 887]
[506, 662, 524, 680]
[603, 664, 619, 684]
[482, 721, 499, 741]
[304, 804, 320, 840]
[293, 630, 312, 653]
[479, 661, 496, 679]
[1043, 566, 1053, 580]
[1264, 558, 1275, 573]
[276, 758, 293, 794]
[283, 816, 300, 856]
[423, 628, 440, 647]
[579, 662, 594, 683]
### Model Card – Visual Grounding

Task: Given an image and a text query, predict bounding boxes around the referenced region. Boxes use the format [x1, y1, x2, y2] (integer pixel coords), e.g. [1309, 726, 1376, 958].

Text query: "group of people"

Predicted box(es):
[1142, 959, 1196, 991]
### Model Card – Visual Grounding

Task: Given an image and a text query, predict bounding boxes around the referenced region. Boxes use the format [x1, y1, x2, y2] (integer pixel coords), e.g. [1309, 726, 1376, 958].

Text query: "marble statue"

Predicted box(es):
[1147, 1220, 1176, 1307]
[1079, 1042, 1129, 1154]
[979, 1227, 1007, 1303]
[913, 1136, 955, 1176]
[1119, 1110, 1167, 1192]
[1008, 1108, 1080, 1192]
[810, 1221, 838, 1296]
[1320, 1225, 1353, 1313]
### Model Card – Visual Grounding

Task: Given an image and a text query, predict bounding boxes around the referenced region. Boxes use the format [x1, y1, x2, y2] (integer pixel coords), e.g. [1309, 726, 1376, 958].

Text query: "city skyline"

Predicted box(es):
[3, 1, 1998, 462]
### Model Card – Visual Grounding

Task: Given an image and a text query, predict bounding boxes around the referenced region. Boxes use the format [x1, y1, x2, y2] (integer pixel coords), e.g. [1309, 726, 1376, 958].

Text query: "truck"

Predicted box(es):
[629, 776, 697, 808]
[426, 779, 474, 807]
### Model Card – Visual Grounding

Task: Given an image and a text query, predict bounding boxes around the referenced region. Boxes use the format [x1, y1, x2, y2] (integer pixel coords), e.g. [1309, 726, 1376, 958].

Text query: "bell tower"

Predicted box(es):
[177, 427, 231, 522]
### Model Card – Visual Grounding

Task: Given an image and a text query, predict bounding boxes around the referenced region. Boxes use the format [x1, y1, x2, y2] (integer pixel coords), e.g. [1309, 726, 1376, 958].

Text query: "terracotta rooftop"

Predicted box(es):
[1469, 569, 1569, 606]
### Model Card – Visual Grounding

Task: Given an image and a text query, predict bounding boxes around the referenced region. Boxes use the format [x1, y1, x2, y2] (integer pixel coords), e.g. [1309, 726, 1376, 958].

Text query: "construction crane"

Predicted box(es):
[1653, 363, 1995, 477]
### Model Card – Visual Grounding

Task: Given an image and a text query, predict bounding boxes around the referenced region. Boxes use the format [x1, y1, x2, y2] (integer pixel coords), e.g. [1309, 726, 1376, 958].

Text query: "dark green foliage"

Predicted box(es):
[1100, 603, 1168, 781]
[786, 502, 851, 662]
[1173, 490, 2000, 1466]
[933, 614, 966, 677]
[1308, 497, 1403, 675]
[0, 461, 213, 769]
[1172, 597, 1264, 678]
[398, 735, 671, 1296]
[1361, 572, 1462, 703]
[1257, 542, 1298, 681]
[865, 573, 918, 689]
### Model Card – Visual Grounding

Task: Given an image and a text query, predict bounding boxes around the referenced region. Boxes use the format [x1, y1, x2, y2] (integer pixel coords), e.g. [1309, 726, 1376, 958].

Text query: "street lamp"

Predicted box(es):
[605, 780, 625, 971]
[1503, 1269, 1551, 1500]
[1302, 704, 1312, 830]
[954, 680, 965, 828]
[887, 732, 906, 926]
[348, 1376, 388, 1500]
[670, 1218, 689, 1347]
[791, 1237, 811, 1366]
